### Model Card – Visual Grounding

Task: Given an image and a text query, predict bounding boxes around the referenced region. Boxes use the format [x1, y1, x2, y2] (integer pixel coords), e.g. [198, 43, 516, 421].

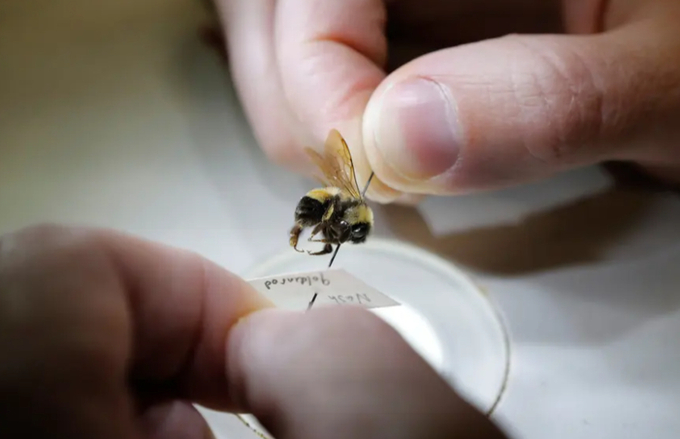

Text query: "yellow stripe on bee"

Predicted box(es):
[306, 187, 340, 202]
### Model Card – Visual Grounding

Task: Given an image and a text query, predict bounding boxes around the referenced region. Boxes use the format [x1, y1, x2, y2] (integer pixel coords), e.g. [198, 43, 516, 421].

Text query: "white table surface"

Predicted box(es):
[3, 1, 680, 438]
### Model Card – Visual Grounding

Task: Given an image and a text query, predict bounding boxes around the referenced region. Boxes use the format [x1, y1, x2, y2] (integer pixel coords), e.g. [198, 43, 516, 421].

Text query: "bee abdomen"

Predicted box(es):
[295, 195, 326, 226]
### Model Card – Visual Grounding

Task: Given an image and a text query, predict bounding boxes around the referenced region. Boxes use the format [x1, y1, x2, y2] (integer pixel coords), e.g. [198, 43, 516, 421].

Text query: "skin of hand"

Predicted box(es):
[214, 0, 680, 203]
[0, 224, 508, 439]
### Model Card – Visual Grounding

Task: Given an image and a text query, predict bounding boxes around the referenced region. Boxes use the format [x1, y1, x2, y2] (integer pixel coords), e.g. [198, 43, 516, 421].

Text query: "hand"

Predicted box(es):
[215, 0, 680, 202]
[0, 224, 507, 439]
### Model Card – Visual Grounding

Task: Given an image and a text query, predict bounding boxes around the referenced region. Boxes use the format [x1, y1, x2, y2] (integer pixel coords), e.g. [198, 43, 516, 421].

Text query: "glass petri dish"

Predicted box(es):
[230, 238, 511, 439]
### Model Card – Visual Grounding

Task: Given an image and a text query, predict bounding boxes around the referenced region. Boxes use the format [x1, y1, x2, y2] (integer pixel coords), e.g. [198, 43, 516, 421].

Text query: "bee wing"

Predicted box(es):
[311, 173, 328, 188]
[304, 147, 332, 187]
[305, 129, 362, 198]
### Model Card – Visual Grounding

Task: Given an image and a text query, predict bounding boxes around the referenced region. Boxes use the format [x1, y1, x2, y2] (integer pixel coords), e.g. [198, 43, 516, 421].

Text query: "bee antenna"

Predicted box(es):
[361, 172, 375, 198]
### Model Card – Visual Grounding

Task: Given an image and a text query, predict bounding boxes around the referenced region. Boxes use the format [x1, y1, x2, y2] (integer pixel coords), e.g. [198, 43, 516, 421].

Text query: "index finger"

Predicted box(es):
[106, 231, 275, 410]
[0, 224, 274, 411]
[275, 0, 403, 202]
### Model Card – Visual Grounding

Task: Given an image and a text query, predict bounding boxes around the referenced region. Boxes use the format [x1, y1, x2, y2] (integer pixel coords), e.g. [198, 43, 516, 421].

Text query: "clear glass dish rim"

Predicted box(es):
[236, 237, 512, 438]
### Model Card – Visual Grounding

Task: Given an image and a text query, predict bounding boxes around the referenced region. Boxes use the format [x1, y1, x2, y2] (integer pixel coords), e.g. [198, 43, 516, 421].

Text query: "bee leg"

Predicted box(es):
[307, 223, 324, 242]
[289, 224, 304, 253]
[309, 238, 329, 243]
[307, 243, 333, 256]
[321, 204, 335, 222]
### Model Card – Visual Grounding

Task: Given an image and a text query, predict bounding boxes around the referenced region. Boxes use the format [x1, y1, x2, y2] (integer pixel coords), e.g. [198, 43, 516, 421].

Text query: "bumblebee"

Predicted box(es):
[289, 129, 374, 257]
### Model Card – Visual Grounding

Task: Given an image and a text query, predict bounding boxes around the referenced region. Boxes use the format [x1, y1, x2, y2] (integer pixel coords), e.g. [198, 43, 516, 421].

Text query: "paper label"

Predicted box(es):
[247, 268, 399, 310]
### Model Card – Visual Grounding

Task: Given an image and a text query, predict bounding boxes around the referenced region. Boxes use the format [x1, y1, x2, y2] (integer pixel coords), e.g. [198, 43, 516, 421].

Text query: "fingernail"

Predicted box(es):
[372, 78, 461, 180]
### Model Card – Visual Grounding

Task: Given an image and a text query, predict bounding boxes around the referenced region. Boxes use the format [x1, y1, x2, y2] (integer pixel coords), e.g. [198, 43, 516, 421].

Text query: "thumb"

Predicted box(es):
[225, 306, 507, 439]
[362, 16, 680, 195]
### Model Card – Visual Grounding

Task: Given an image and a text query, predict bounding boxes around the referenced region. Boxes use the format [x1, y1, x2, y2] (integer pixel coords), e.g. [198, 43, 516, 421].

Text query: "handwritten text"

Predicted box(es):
[327, 293, 372, 305]
[264, 272, 330, 290]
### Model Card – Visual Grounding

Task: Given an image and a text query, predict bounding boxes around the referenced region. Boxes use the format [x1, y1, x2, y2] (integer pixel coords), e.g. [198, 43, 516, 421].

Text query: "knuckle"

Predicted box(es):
[0, 223, 107, 275]
[509, 36, 607, 164]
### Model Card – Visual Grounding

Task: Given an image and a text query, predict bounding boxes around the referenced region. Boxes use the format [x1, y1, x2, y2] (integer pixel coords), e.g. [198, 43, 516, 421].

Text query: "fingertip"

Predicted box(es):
[228, 271, 277, 312]
[319, 118, 404, 204]
[224, 308, 303, 409]
[363, 176, 404, 203]
[227, 308, 297, 350]
[363, 71, 469, 196]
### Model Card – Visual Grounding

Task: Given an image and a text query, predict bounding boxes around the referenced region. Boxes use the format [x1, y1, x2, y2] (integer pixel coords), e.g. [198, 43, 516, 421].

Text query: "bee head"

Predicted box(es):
[344, 203, 373, 244]
[348, 222, 371, 243]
